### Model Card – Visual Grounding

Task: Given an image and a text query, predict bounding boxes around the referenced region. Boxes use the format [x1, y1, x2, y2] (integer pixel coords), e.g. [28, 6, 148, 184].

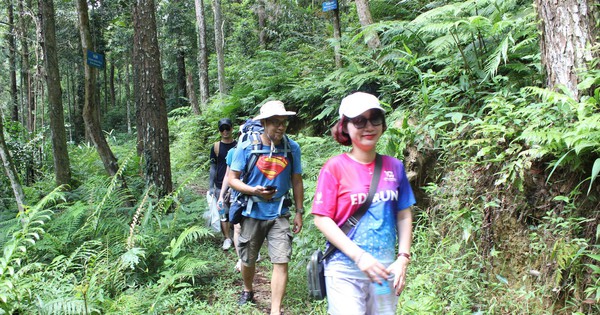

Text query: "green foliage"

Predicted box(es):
[0, 186, 64, 313]
[1, 0, 599, 313]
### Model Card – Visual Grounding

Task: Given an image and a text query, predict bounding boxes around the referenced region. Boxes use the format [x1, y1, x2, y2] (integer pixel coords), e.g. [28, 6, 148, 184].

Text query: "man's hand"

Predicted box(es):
[252, 186, 277, 200]
[292, 213, 303, 234]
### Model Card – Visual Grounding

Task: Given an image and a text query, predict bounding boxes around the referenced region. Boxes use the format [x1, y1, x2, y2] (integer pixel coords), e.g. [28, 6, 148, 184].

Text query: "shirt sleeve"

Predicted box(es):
[230, 144, 247, 172]
[225, 148, 236, 166]
[311, 162, 339, 219]
[396, 162, 416, 211]
[291, 142, 302, 175]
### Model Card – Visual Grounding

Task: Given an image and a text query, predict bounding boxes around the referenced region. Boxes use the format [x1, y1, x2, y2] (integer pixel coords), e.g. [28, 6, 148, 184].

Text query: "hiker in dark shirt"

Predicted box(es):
[209, 118, 237, 250]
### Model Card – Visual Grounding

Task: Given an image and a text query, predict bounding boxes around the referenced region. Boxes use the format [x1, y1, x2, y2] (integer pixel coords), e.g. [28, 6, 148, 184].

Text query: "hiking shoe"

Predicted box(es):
[222, 238, 232, 250]
[238, 291, 254, 305]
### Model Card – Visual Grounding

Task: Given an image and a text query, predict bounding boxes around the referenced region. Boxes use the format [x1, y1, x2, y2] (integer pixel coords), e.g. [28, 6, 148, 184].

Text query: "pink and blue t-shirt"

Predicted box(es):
[311, 153, 416, 279]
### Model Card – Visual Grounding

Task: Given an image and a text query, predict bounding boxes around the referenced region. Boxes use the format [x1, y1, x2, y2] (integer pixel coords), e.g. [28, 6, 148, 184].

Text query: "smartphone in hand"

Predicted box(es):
[264, 185, 277, 191]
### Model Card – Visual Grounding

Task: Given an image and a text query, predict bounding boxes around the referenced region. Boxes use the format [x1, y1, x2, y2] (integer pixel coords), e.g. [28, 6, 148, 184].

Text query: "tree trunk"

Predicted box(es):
[125, 62, 132, 134]
[212, 0, 226, 98]
[194, 0, 210, 110]
[355, 0, 381, 49]
[73, 63, 86, 143]
[6, 0, 19, 122]
[18, 0, 35, 185]
[132, 0, 173, 198]
[332, 8, 342, 68]
[17, 0, 33, 132]
[110, 62, 116, 109]
[176, 48, 187, 108]
[40, 0, 72, 187]
[66, 65, 73, 142]
[186, 73, 200, 115]
[0, 117, 25, 213]
[103, 62, 108, 112]
[535, 0, 599, 100]
[76, 0, 120, 177]
[257, 0, 266, 49]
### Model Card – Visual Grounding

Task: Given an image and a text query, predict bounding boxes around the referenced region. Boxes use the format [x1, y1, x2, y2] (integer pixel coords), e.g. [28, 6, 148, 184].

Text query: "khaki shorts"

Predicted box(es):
[238, 213, 293, 265]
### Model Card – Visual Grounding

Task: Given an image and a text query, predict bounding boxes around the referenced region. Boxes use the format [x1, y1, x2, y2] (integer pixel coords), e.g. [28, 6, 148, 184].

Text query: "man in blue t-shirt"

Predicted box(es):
[229, 100, 304, 315]
[209, 118, 237, 250]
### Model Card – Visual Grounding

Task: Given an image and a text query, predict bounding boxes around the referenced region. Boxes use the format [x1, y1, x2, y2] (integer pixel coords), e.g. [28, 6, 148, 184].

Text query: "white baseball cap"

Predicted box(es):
[253, 100, 296, 120]
[339, 92, 385, 118]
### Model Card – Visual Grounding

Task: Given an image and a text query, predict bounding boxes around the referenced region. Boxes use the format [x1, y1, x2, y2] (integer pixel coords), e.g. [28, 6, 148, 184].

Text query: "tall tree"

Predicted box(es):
[355, 0, 380, 49]
[17, 0, 33, 131]
[212, 0, 226, 97]
[0, 117, 25, 213]
[535, 0, 599, 100]
[110, 62, 116, 108]
[6, 0, 20, 122]
[75, 0, 120, 177]
[194, 0, 210, 110]
[132, 0, 173, 197]
[332, 8, 342, 68]
[125, 62, 133, 134]
[176, 49, 188, 108]
[40, 0, 71, 186]
[256, 0, 266, 49]
[17, 0, 36, 185]
[186, 73, 200, 114]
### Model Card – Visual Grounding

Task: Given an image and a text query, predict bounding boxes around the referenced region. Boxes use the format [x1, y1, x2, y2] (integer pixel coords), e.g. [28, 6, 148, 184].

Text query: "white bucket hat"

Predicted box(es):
[253, 100, 296, 120]
[339, 92, 385, 118]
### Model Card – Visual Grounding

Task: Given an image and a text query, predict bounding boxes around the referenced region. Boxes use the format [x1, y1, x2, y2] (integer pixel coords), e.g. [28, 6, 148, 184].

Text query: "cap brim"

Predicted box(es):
[253, 111, 296, 120]
[342, 106, 385, 118]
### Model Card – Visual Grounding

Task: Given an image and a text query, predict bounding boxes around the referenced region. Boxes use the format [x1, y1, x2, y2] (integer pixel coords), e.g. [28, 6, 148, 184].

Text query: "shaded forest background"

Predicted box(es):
[0, 0, 599, 314]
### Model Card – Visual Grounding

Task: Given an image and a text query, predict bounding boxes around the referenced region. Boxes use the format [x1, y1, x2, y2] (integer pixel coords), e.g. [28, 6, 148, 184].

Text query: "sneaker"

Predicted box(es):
[222, 238, 232, 250]
[238, 290, 254, 305]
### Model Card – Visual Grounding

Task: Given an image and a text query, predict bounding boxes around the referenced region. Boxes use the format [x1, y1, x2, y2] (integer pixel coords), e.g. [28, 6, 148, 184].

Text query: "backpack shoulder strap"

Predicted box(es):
[213, 141, 220, 157]
[284, 135, 293, 171]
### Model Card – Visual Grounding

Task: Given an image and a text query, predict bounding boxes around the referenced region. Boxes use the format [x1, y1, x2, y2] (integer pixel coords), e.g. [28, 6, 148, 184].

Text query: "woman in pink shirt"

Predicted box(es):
[312, 92, 415, 315]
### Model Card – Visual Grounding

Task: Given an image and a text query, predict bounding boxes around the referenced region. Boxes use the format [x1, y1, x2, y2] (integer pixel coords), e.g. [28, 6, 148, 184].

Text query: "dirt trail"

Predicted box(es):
[193, 184, 274, 314]
[249, 265, 272, 313]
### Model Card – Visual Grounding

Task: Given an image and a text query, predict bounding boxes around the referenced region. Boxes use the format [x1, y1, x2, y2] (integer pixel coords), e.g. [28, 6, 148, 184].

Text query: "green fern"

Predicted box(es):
[0, 186, 64, 312]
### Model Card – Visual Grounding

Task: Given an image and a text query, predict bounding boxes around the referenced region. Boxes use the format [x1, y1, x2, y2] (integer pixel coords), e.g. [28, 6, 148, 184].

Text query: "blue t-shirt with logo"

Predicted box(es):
[230, 137, 302, 220]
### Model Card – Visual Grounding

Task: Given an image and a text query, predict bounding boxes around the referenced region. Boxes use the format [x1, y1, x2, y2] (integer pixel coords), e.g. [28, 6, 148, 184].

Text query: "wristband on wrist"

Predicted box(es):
[397, 252, 411, 261]
[295, 207, 304, 214]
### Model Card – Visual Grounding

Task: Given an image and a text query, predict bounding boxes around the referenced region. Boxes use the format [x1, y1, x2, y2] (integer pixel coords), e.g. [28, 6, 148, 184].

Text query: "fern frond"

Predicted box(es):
[85, 150, 136, 235]
[484, 35, 511, 77]
[164, 226, 213, 259]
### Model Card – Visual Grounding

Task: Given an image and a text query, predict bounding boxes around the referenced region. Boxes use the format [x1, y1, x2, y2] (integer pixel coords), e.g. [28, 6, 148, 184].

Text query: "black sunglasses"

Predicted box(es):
[349, 114, 384, 129]
[219, 126, 232, 132]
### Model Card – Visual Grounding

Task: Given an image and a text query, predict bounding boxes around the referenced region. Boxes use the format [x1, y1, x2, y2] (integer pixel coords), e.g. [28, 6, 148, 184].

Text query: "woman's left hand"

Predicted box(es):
[357, 252, 389, 284]
[386, 256, 410, 295]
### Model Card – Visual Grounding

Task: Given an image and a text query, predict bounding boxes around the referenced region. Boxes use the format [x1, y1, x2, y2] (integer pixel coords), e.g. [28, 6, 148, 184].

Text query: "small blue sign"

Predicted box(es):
[322, 0, 337, 12]
[86, 50, 104, 69]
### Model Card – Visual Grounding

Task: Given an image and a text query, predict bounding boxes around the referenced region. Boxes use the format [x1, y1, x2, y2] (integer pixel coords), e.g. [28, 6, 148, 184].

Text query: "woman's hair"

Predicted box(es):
[332, 117, 352, 146]
[331, 112, 388, 146]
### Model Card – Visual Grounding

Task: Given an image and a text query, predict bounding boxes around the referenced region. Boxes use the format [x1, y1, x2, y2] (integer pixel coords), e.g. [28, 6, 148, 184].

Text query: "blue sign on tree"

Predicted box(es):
[87, 50, 105, 69]
[322, 0, 337, 12]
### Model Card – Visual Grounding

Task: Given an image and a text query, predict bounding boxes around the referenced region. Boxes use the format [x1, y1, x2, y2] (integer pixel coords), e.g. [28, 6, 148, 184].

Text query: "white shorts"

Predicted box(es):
[325, 276, 398, 315]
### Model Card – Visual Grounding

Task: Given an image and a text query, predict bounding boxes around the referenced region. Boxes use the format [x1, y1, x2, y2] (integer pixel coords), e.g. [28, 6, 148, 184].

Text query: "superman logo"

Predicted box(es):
[256, 155, 288, 180]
